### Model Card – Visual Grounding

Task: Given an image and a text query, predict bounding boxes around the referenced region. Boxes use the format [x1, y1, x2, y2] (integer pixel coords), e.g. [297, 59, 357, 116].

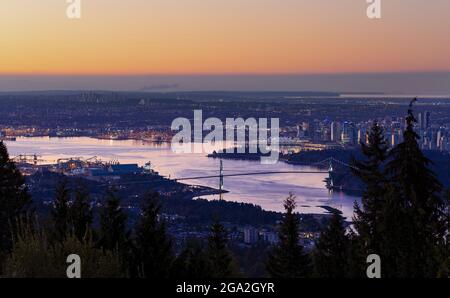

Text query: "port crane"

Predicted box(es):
[11, 154, 47, 165]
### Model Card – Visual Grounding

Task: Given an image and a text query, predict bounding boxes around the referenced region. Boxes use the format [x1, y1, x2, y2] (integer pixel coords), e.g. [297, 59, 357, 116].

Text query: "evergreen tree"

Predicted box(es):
[171, 239, 213, 279]
[98, 189, 129, 252]
[345, 228, 367, 278]
[266, 194, 310, 278]
[70, 184, 93, 242]
[133, 191, 174, 278]
[51, 178, 70, 243]
[437, 188, 449, 278]
[3, 222, 124, 278]
[383, 99, 446, 277]
[441, 191, 450, 277]
[313, 212, 350, 278]
[0, 141, 31, 255]
[206, 221, 237, 278]
[351, 120, 389, 255]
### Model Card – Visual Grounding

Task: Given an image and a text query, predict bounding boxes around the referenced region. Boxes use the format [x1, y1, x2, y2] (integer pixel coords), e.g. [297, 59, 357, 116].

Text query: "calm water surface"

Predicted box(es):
[6, 137, 359, 218]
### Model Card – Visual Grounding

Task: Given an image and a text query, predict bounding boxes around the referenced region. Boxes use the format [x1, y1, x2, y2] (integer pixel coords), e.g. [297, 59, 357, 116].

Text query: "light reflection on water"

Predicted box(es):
[6, 137, 359, 218]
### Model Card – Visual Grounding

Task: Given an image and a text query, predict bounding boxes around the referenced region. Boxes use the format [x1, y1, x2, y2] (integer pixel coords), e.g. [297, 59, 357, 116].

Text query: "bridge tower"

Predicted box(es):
[328, 159, 334, 186]
[219, 159, 224, 200]
[219, 159, 224, 190]
[325, 158, 334, 191]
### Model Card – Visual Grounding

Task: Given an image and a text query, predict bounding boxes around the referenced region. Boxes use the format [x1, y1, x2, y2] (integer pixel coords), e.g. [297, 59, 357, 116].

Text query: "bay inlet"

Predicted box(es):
[6, 137, 359, 218]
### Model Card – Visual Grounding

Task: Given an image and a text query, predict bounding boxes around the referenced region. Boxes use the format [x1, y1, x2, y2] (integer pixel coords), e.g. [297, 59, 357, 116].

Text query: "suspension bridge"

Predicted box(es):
[11, 152, 356, 192]
[174, 157, 356, 192]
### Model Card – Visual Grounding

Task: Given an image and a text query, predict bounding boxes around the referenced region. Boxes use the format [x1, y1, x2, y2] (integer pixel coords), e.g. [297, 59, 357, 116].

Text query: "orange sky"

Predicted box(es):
[1, 0, 450, 75]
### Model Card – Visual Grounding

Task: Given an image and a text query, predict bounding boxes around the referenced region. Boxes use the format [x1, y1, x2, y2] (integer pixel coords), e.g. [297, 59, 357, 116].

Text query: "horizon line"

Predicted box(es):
[2, 70, 450, 77]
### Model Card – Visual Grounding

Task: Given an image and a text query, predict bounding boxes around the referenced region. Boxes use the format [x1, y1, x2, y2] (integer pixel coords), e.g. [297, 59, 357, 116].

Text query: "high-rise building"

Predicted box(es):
[323, 127, 331, 141]
[301, 122, 310, 137]
[341, 122, 356, 145]
[437, 130, 442, 148]
[424, 111, 431, 129]
[418, 112, 423, 130]
[439, 136, 445, 151]
[331, 121, 341, 142]
[260, 230, 278, 244]
[357, 128, 367, 145]
[311, 119, 321, 142]
[243, 227, 259, 244]
[419, 111, 431, 130]
[391, 130, 403, 147]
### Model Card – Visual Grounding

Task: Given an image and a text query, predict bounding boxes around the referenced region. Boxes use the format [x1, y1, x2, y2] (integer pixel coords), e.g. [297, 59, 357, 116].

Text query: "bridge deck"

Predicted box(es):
[175, 170, 328, 181]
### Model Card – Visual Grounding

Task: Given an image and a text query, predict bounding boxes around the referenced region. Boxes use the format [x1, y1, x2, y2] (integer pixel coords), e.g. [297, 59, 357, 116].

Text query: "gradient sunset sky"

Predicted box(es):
[1, 0, 450, 92]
